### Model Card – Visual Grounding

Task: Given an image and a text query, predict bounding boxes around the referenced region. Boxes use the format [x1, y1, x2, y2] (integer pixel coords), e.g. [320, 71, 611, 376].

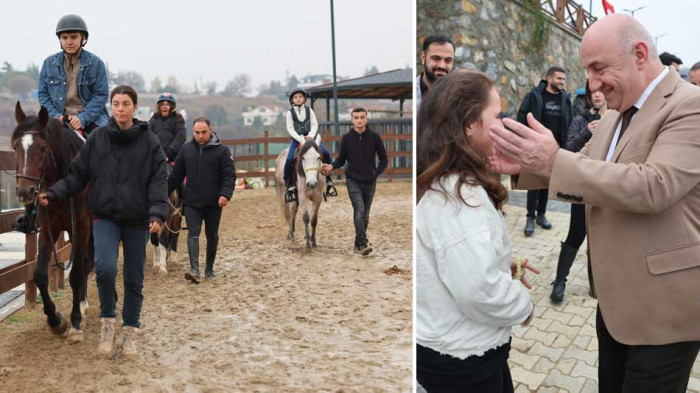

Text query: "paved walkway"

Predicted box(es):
[418, 189, 699, 392]
[506, 190, 699, 392]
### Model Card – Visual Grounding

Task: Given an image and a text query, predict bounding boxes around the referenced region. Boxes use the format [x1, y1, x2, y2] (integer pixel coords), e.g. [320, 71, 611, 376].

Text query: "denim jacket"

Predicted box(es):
[38, 49, 109, 128]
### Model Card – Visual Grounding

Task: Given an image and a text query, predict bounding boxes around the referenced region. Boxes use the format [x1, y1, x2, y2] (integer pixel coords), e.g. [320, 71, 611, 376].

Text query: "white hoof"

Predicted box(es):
[66, 328, 84, 344]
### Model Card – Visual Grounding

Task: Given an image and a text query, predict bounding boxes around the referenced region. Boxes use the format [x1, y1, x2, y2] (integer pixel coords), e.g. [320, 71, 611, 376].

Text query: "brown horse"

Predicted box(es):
[12, 102, 94, 343]
[150, 187, 183, 275]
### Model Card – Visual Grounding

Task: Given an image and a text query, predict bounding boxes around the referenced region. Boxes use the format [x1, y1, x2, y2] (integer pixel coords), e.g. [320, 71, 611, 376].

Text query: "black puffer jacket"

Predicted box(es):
[517, 80, 573, 148]
[148, 112, 186, 162]
[47, 118, 169, 225]
[168, 133, 236, 208]
[565, 110, 597, 152]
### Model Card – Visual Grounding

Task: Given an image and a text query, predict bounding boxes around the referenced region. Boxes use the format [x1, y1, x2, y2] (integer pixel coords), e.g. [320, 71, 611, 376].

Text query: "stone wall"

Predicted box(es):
[417, 0, 589, 116]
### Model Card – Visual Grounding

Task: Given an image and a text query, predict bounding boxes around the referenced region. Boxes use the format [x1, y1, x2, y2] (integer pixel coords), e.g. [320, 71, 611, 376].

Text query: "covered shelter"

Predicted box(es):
[308, 68, 413, 120]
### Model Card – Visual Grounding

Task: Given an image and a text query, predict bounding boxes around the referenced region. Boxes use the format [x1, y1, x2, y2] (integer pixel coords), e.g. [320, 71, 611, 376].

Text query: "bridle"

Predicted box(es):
[14, 129, 76, 271]
[14, 130, 55, 187]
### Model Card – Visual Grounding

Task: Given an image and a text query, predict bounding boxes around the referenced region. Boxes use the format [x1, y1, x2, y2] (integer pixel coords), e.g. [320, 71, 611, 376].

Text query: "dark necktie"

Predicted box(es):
[618, 106, 638, 142]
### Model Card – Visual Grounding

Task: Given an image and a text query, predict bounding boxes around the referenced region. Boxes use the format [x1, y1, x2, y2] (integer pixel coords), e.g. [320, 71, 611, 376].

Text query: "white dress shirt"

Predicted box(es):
[605, 67, 669, 162]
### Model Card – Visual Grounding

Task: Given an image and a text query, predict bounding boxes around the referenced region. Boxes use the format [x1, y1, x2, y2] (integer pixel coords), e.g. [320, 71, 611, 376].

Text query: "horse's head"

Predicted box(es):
[11, 102, 51, 205]
[297, 134, 323, 189]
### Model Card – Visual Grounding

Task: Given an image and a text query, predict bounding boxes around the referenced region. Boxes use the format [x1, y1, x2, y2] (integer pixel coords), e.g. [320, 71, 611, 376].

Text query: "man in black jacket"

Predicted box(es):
[168, 117, 236, 282]
[517, 66, 573, 236]
[322, 108, 388, 255]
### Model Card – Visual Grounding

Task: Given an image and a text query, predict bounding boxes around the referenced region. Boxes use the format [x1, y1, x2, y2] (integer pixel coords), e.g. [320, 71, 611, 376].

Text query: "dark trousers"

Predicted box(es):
[417, 343, 514, 393]
[184, 205, 222, 247]
[526, 188, 549, 217]
[346, 178, 376, 248]
[597, 307, 700, 393]
[563, 203, 586, 248]
[92, 219, 148, 328]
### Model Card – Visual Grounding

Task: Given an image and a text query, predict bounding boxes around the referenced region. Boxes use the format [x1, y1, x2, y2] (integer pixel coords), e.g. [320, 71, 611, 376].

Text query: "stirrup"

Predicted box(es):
[285, 189, 297, 203]
[325, 184, 338, 198]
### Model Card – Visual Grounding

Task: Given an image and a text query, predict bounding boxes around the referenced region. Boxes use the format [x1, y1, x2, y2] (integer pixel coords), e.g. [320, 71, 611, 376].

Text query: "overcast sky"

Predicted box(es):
[2, 0, 413, 92]
[587, 0, 699, 68]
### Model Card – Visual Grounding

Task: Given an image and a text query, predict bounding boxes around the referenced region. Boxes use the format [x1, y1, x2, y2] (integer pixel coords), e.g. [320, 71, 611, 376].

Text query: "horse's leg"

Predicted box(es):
[81, 225, 95, 319]
[310, 197, 321, 248]
[157, 240, 167, 276]
[300, 197, 311, 249]
[36, 226, 67, 335]
[66, 244, 84, 343]
[292, 202, 298, 239]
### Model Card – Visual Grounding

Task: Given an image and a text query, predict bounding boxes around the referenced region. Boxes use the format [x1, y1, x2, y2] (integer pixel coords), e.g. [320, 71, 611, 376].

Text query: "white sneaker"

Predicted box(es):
[98, 318, 117, 356]
[122, 326, 139, 359]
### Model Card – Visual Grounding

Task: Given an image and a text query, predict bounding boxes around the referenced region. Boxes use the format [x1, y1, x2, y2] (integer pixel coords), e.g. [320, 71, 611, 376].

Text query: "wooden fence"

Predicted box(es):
[223, 123, 413, 187]
[0, 123, 412, 308]
[0, 151, 69, 307]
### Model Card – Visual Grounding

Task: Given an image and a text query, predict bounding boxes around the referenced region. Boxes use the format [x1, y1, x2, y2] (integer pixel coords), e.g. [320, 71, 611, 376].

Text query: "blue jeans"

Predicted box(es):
[346, 178, 376, 248]
[93, 219, 148, 328]
[283, 139, 332, 185]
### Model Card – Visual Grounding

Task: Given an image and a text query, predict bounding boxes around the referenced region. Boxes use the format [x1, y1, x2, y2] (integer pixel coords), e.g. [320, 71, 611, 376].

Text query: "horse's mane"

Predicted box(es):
[12, 115, 85, 177]
[296, 140, 323, 177]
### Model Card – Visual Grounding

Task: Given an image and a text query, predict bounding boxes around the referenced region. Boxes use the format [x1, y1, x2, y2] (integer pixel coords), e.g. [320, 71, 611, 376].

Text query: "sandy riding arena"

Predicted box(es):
[0, 180, 413, 392]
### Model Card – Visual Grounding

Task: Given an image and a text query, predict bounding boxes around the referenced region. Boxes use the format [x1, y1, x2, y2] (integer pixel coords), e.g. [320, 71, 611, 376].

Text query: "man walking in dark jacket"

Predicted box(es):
[322, 108, 388, 255]
[168, 117, 236, 282]
[517, 66, 573, 236]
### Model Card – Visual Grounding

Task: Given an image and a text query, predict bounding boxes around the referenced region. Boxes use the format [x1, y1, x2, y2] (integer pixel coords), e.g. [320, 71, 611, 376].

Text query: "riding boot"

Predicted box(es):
[185, 236, 201, 283]
[285, 177, 297, 203]
[550, 243, 579, 303]
[205, 236, 218, 280]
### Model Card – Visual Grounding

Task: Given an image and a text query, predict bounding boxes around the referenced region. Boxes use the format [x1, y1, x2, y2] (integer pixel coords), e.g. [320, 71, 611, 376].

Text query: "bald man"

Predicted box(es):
[489, 14, 700, 393]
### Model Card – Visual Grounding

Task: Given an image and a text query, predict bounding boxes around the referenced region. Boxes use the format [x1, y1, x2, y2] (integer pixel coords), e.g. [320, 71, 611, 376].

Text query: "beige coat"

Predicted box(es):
[517, 69, 700, 345]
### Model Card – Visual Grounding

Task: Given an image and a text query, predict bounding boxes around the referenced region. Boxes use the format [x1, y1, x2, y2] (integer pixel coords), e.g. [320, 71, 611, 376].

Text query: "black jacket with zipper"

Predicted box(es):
[148, 112, 186, 162]
[168, 133, 236, 209]
[330, 127, 388, 183]
[47, 117, 168, 225]
[516, 80, 573, 148]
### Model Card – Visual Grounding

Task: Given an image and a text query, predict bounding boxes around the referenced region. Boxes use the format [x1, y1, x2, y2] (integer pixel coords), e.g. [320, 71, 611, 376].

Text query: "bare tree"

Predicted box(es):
[204, 81, 218, 96]
[150, 76, 163, 93]
[115, 71, 146, 92]
[8, 75, 37, 96]
[222, 74, 251, 98]
[164, 75, 179, 93]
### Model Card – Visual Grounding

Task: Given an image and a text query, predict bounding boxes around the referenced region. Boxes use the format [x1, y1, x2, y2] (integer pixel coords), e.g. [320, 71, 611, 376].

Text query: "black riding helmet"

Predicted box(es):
[288, 88, 308, 105]
[56, 14, 89, 46]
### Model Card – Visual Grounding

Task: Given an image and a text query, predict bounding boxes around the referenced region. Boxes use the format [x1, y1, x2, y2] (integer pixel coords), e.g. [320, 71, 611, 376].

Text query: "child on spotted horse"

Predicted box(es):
[283, 88, 337, 203]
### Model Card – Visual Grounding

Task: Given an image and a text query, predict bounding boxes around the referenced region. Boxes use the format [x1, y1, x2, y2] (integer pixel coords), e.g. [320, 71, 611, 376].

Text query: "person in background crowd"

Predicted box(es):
[416, 34, 455, 108]
[516, 66, 573, 237]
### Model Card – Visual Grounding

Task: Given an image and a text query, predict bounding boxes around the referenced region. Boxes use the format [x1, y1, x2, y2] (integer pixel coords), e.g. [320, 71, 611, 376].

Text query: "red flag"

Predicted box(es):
[602, 0, 615, 14]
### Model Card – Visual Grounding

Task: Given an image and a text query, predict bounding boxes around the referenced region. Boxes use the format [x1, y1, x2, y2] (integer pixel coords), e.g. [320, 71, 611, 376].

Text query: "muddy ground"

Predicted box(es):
[0, 180, 413, 392]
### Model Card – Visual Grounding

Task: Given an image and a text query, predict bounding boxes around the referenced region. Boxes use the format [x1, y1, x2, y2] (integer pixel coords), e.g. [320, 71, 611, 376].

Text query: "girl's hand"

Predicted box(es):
[511, 257, 540, 289]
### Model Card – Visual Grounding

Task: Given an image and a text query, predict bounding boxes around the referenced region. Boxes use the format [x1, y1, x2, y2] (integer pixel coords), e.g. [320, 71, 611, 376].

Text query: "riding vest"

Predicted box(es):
[290, 107, 311, 136]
